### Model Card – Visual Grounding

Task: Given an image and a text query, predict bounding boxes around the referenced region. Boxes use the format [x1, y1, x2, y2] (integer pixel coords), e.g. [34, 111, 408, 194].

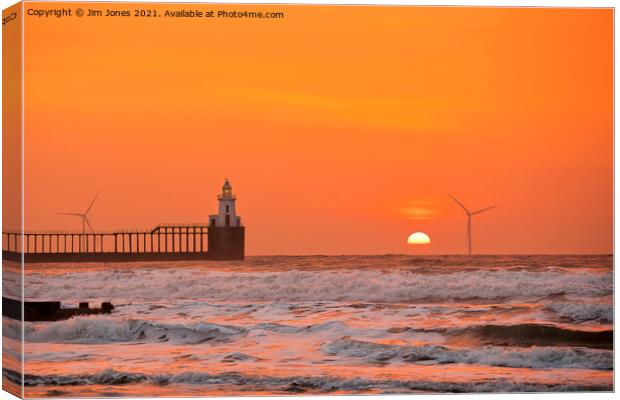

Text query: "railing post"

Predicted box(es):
[185, 227, 188, 253]
[172, 228, 176, 253]
[192, 227, 196, 252]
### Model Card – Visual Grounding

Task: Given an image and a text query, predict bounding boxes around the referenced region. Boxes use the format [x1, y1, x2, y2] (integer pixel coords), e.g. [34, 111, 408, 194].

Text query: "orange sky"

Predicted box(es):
[17, 3, 613, 255]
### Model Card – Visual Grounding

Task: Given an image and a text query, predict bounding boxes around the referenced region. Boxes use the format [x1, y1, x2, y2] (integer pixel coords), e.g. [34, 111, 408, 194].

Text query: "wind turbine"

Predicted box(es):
[59, 192, 100, 249]
[449, 194, 497, 255]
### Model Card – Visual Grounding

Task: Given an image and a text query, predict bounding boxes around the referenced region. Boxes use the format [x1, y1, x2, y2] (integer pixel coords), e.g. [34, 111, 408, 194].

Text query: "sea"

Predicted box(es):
[2, 255, 614, 396]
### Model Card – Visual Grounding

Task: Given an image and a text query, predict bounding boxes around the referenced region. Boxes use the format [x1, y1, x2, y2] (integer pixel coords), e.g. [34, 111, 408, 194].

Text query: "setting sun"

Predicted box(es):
[407, 232, 431, 244]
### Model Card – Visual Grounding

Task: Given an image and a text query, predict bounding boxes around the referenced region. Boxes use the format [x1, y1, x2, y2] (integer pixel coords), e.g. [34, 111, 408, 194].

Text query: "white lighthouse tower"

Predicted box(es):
[209, 179, 241, 227]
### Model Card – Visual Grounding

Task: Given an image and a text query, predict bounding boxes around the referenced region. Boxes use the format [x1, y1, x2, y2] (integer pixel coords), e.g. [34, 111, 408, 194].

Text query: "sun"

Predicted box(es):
[407, 232, 431, 245]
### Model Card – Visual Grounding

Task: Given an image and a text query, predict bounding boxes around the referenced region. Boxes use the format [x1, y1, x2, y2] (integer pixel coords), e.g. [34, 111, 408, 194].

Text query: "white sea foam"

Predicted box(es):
[545, 302, 613, 323]
[24, 267, 612, 302]
[25, 317, 246, 344]
[323, 339, 613, 370]
[24, 316, 369, 345]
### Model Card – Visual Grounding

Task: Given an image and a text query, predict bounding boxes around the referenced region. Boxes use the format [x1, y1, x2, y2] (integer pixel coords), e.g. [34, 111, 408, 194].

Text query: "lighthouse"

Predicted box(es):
[210, 179, 241, 227]
[208, 179, 245, 259]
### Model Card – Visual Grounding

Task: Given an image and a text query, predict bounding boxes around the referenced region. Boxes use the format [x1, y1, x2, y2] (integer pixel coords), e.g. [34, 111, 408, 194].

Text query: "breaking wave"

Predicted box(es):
[23, 317, 363, 344]
[545, 302, 613, 324]
[323, 338, 613, 370]
[25, 317, 246, 344]
[24, 268, 612, 302]
[3, 368, 611, 393]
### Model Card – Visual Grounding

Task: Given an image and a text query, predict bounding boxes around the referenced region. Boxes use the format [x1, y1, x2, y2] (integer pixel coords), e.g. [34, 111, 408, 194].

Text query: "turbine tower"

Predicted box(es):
[59, 192, 100, 249]
[449, 194, 497, 255]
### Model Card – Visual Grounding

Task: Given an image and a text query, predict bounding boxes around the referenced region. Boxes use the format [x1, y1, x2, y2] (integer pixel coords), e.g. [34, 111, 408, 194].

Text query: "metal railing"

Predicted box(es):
[2, 224, 212, 254]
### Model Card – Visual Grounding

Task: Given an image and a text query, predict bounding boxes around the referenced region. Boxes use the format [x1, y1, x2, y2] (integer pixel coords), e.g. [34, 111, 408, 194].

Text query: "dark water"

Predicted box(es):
[2, 255, 614, 396]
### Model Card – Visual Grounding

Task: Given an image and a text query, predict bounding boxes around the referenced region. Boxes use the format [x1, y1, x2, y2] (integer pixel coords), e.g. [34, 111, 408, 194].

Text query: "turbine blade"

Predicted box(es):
[84, 191, 100, 215]
[448, 194, 470, 214]
[471, 205, 498, 215]
[84, 217, 95, 233]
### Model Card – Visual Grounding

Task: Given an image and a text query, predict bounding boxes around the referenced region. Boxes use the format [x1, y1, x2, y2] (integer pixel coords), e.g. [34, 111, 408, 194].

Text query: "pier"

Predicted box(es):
[2, 223, 245, 263]
[3, 180, 246, 263]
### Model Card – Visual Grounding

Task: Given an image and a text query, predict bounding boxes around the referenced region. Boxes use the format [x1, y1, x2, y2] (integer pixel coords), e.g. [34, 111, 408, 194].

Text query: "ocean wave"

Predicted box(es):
[25, 317, 246, 344]
[545, 302, 613, 324]
[2, 317, 24, 341]
[24, 267, 612, 302]
[2, 269, 22, 299]
[24, 316, 363, 344]
[323, 338, 613, 370]
[449, 324, 613, 349]
[4, 368, 611, 393]
[256, 320, 349, 334]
